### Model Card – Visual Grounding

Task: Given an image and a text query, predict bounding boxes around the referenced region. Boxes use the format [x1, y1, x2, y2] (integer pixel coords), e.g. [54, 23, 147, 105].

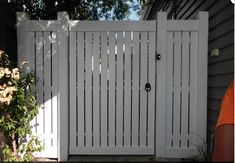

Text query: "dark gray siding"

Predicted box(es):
[146, 0, 234, 153]
[0, 2, 17, 62]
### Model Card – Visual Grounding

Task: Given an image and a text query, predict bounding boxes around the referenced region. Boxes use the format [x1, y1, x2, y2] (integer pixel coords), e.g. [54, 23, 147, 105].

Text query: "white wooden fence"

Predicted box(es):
[17, 12, 208, 161]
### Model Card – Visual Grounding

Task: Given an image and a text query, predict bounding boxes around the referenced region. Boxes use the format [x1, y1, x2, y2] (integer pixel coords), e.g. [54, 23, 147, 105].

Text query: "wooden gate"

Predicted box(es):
[69, 21, 156, 155]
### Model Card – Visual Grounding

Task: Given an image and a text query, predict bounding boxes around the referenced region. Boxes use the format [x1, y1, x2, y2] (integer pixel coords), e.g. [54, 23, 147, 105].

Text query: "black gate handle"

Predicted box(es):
[145, 83, 151, 92]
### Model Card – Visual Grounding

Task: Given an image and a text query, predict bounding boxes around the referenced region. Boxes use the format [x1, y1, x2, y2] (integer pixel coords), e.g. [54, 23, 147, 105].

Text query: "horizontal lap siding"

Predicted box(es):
[208, 60, 234, 75]
[146, 0, 234, 153]
[208, 45, 233, 64]
[208, 73, 234, 87]
[208, 87, 228, 100]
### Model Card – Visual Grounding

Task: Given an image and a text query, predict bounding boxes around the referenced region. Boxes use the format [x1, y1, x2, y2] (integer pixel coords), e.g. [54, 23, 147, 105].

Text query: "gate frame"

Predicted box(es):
[17, 11, 208, 161]
[155, 12, 167, 157]
[57, 12, 69, 161]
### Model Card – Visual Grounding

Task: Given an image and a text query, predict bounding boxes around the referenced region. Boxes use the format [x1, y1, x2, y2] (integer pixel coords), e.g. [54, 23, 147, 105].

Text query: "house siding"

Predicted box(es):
[145, 0, 234, 153]
[0, 2, 17, 62]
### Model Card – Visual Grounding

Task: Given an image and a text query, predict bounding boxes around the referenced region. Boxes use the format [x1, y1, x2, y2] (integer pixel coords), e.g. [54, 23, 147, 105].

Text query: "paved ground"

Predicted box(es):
[68, 156, 186, 162]
[36, 156, 194, 162]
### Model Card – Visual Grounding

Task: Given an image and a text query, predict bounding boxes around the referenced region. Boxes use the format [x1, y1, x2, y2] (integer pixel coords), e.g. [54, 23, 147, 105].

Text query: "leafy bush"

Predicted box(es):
[0, 50, 42, 161]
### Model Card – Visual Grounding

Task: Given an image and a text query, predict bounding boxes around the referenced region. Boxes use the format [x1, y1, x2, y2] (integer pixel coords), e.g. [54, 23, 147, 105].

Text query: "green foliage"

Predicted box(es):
[0, 51, 42, 161]
[3, 135, 43, 162]
[5, 0, 141, 20]
[0, 73, 38, 137]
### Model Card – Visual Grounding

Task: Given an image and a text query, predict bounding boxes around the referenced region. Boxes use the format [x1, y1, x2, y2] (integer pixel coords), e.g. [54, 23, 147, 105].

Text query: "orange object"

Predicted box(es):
[215, 81, 234, 129]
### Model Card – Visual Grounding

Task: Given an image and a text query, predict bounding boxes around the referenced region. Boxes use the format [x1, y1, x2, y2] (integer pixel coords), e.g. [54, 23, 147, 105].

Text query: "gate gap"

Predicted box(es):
[171, 32, 175, 147]
[50, 32, 53, 87]
[180, 32, 183, 142]
[130, 31, 133, 147]
[99, 32, 102, 146]
[42, 31, 45, 134]
[122, 31, 125, 147]
[114, 32, 117, 146]
[84, 32, 86, 146]
[91, 32, 94, 147]
[34, 32, 37, 133]
[75, 32, 78, 146]
[107, 31, 110, 146]
[189, 32, 191, 87]
[188, 32, 191, 146]
[146, 31, 150, 146]
[51, 91, 53, 134]
[138, 32, 141, 146]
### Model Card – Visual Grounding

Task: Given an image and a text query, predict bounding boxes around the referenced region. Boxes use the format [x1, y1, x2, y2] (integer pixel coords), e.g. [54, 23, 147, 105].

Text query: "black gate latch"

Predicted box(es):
[145, 83, 151, 92]
[156, 54, 161, 60]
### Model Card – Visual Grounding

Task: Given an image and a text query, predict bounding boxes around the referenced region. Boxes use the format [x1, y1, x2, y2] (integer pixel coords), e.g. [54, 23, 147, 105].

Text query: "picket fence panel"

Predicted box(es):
[17, 12, 208, 160]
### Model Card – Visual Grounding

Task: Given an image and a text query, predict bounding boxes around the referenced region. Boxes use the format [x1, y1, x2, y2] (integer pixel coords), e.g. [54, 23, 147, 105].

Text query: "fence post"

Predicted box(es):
[17, 12, 30, 72]
[196, 12, 208, 151]
[155, 12, 167, 158]
[57, 12, 69, 161]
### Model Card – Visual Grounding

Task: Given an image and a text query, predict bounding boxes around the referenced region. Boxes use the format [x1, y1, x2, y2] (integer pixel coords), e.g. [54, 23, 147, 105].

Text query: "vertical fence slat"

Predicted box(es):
[57, 12, 69, 160]
[35, 32, 44, 137]
[69, 32, 77, 148]
[27, 33, 35, 73]
[189, 32, 198, 147]
[28, 32, 36, 133]
[155, 12, 167, 157]
[101, 32, 108, 146]
[132, 32, 140, 146]
[108, 32, 116, 146]
[85, 32, 92, 146]
[181, 32, 189, 147]
[173, 31, 181, 148]
[140, 32, 147, 146]
[148, 31, 155, 147]
[124, 32, 131, 146]
[44, 31, 52, 149]
[77, 32, 85, 146]
[166, 31, 173, 148]
[197, 12, 208, 149]
[51, 32, 57, 152]
[93, 32, 100, 146]
[116, 32, 124, 146]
